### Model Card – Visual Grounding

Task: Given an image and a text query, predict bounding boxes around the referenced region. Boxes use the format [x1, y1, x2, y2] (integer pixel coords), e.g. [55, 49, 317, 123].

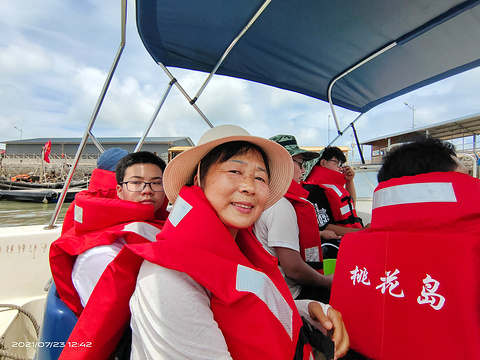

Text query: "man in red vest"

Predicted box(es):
[330, 137, 479, 359]
[303, 147, 369, 260]
[254, 134, 340, 303]
[50, 151, 169, 316]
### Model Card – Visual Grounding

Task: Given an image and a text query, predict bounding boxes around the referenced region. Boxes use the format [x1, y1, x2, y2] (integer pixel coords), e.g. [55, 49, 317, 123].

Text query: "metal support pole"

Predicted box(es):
[327, 42, 397, 135]
[158, 63, 214, 128]
[192, 0, 272, 102]
[351, 122, 365, 164]
[328, 112, 365, 147]
[88, 132, 106, 153]
[46, 0, 128, 229]
[135, 80, 175, 152]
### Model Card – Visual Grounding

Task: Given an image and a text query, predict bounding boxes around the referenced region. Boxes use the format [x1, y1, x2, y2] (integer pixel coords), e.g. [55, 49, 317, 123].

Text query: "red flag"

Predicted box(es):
[44, 139, 51, 163]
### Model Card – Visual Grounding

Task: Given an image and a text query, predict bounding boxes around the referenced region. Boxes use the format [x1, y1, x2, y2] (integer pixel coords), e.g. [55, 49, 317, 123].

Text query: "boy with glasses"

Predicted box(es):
[50, 151, 169, 316]
[303, 147, 368, 246]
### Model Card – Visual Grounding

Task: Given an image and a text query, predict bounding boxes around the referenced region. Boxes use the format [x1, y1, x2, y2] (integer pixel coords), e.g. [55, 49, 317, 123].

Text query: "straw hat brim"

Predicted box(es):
[164, 134, 293, 210]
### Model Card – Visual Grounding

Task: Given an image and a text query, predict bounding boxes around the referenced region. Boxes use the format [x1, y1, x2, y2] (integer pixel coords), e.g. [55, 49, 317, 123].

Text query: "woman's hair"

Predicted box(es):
[377, 137, 457, 182]
[115, 151, 167, 184]
[189, 141, 270, 185]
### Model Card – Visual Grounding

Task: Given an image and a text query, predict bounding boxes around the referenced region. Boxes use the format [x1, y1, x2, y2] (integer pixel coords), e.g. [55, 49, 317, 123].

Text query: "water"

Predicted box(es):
[0, 201, 69, 228]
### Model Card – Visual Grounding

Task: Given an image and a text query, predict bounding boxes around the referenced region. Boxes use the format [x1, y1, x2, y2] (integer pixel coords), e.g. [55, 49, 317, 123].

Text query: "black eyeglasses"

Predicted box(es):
[326, 159, 344, 168]
[293, 159, 305, 169]
[121, 181, 164, 192]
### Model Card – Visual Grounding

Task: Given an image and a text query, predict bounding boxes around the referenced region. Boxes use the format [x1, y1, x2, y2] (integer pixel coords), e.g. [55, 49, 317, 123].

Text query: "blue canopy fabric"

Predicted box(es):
[136, 0, 480, 113]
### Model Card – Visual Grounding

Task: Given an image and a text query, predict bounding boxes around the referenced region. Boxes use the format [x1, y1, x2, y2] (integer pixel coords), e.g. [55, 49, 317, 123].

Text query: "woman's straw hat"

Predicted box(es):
[164, 125, 293, 209]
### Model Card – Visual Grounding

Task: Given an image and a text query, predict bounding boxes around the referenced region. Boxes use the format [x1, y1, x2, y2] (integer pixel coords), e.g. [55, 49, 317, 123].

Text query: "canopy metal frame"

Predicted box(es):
[47, 0, 480, 228]
[47, 0, 276, 228]
[46, 0, 129, 228]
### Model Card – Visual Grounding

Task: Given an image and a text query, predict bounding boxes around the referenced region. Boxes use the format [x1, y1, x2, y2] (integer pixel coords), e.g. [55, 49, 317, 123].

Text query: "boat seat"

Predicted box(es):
[34, 281, 77, 360]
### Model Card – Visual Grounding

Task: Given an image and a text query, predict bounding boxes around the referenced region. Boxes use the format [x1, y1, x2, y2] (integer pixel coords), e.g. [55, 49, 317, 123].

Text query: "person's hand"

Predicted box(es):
[308, 302, 350, 360]
[362, 223, 371, 229]
[320, 230, 342, 240]
[342, 166, 355, 182]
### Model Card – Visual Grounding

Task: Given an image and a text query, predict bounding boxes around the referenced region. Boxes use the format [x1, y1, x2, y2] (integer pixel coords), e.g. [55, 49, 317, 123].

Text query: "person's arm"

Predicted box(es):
[324, 223, 363, 236]
[130, 261, 232, 360]
[295, 300, 350, 360]
[343, 166, 356, 204]
[275, 247, 333, 288]
[320, 229, 342, 240]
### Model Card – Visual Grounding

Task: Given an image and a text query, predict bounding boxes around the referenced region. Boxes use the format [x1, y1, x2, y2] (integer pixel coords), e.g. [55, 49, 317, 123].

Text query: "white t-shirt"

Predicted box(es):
[253, 197, 302, 298]
[72, 222, 162, 307]
[72, 238, 126, 307]
[129, 260, 329, 359]
[130, 261, 233, 360]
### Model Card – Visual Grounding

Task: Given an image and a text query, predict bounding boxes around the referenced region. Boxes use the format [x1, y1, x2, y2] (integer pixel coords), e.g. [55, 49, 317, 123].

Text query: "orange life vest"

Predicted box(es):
[304, 166, 362, 228]
[330, 172, 480, 359]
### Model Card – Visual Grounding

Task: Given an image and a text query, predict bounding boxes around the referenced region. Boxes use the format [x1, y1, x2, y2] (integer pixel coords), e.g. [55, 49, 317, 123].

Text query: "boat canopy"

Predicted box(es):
[48, 0, 480, 228]
[136, 0, 480, 114]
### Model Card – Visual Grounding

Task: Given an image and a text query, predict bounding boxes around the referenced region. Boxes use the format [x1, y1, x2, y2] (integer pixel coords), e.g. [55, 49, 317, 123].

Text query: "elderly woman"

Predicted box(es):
[60, 125, 349, 360]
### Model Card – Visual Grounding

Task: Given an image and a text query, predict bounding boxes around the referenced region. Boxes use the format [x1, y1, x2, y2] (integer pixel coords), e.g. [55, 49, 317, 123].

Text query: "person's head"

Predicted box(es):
[319, 146, 347, 173]
[269, 134, 319, 183]
[115, 151, 167, 212]
[96, 147, 129, 171]
[163, 125, 293, 238]
[377, 137, 468, 182]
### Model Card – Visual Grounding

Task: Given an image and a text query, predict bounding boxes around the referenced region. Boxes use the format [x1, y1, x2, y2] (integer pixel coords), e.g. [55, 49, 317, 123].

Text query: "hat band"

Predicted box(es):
[277, 139, 298, 147]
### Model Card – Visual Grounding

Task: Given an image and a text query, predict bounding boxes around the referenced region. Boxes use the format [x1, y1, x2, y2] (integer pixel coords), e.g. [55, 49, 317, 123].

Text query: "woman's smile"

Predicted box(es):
[199, 150, 269, 238]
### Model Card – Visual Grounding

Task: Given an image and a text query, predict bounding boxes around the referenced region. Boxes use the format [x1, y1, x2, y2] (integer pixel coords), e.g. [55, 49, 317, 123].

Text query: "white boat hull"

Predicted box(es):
[1, 225, 61, 359]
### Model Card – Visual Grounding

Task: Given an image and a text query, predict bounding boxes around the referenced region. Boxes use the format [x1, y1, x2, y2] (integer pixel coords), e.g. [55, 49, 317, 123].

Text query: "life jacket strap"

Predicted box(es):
[294, 317, 335, 360]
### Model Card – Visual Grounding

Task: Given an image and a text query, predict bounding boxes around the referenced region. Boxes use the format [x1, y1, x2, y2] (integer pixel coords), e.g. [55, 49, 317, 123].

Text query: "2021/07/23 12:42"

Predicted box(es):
[11, 341, 92, 348]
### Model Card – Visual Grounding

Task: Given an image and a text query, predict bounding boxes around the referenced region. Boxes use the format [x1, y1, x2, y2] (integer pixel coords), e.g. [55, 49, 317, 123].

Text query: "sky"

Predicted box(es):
[1, 0, 480, 161]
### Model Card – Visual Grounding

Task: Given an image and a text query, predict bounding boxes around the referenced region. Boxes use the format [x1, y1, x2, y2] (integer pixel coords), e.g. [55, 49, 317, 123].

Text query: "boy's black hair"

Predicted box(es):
[115, 151, 167, 184]
[320, 146, 347, 164]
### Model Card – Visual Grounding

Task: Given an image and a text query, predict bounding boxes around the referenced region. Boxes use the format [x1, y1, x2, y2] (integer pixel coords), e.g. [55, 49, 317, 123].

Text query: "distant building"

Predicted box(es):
[3, 137, 194, 163]
[362, 113, 480, 163]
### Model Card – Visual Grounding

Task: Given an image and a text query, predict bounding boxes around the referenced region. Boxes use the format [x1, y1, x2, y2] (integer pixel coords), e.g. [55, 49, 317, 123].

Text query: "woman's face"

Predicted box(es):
[198, 149, 270, 238]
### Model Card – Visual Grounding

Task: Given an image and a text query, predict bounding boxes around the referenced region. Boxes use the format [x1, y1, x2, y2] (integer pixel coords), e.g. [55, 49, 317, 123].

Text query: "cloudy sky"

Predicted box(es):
[1, 0, 480, 160]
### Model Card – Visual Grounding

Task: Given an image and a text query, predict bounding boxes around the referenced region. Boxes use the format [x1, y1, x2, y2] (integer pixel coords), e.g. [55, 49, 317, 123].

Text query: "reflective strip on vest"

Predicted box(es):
[168, 195, 193, 227]
[74, 204, 83, 223]
[373, 182, 457, 209]
[322, 184, 342, 197]
[322, 184, 353, 214]
[340, 204, 351, 215]
[236, 265, 293, 339]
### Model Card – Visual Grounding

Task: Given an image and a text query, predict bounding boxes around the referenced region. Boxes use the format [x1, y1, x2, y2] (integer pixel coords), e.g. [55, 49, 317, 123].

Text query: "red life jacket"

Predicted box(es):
[50, 188, 166, 317]
[304, 166, 362, 228]
[61, 169, 170, 234]
[284, 180, 324, 274]
[60, 186, 313, 360]
[330, 172, 480, 359]
[61, 168, 119, 234]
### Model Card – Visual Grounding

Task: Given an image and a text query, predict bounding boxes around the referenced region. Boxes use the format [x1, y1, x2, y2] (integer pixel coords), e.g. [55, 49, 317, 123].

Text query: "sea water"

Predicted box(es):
[0, 201, 68, 228]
